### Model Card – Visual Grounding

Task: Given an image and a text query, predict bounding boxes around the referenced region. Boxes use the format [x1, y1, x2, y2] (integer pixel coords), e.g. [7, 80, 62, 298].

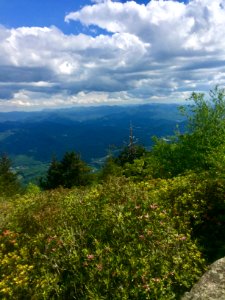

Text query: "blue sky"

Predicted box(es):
[0, 0, 188, 34]
[0, 0, 80, 34]
[0, 0, 224, 111]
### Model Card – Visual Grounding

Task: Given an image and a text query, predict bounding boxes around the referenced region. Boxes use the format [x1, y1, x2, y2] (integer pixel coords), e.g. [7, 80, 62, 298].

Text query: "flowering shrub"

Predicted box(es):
[0, 177, 206, 299]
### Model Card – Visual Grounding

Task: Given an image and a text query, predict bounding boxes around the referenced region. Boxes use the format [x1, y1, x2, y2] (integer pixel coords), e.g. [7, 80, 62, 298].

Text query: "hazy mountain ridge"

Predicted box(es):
[0, 104, 186, 182]
[0, 103, 182, 123]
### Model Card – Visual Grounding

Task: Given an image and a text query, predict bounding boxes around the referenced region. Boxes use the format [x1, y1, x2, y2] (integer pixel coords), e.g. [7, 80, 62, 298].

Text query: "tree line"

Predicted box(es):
[2, 86, 225, 193]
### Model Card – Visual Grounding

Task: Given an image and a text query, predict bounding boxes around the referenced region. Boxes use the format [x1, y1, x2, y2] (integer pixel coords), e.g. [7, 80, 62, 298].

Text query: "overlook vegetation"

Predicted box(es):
[1, 87, 225, 299]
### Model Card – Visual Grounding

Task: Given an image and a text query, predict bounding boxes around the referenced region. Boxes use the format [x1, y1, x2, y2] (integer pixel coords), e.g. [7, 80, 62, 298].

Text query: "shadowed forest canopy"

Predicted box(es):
[40, 151, 91, 190]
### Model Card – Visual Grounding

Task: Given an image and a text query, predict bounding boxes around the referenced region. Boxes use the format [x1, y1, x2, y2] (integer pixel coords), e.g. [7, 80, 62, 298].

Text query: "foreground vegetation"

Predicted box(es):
[1, 87, 225, 299]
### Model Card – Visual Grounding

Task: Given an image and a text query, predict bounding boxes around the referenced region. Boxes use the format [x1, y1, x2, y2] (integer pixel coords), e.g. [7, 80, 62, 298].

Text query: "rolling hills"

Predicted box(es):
[0, 103, 185, 182]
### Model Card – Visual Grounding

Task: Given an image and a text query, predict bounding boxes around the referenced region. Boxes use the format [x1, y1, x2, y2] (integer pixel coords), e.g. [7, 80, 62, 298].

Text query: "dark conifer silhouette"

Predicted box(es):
[40, 151, 91, 189]
[0, 154, 21, 196]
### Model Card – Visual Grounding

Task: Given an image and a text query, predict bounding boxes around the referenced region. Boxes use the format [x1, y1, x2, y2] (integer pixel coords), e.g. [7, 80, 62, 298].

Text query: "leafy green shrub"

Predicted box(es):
[149, 87, 225, 178]
[0, 177, 206, 299]
[98, 155, 123, 181]
[141, 172, 225, 263]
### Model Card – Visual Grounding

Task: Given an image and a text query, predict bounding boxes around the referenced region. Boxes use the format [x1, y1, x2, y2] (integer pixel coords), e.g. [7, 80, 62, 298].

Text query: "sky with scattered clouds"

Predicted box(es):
[0, 0, 225, 111]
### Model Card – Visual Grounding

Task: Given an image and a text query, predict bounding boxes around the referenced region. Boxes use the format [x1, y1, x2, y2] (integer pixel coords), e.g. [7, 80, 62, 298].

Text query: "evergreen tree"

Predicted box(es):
[40, 156, 62, 190]
[0, 154, 21, 196]
[115, 144, 147, 167]
[40, 151, 91, 190]
[115, 123, 147, 167]
[60, 151, 91, 188]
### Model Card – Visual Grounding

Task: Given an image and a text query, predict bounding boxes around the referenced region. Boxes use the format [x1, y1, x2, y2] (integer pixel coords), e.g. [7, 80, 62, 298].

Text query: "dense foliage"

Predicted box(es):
[151, 87, 225, 178]
[40, 151, 91, 190]
[0, 154, 21, 197]
[0, 178, 206, 299]
[115, 144, 147, 167]
[1, 87, 225, 298]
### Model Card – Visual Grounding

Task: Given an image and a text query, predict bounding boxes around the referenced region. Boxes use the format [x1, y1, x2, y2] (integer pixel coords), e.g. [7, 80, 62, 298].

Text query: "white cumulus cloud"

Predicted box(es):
[1, 0, 225, 110]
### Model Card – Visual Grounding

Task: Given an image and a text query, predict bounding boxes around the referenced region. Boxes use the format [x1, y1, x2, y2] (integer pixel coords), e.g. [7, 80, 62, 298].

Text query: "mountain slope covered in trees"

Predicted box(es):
[0, 104, 185, 183]
[1, 88, 225, 299]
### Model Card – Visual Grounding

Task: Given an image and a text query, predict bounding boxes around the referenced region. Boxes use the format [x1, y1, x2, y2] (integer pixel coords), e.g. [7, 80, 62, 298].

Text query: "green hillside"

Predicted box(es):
[1, 88, 225, 299]
[0, 103, 185, 184]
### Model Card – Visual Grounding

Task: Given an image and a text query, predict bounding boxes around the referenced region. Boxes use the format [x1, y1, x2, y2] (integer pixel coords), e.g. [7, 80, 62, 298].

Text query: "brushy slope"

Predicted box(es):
[2, 88, 225, 299]
[0, 176, 207, 299]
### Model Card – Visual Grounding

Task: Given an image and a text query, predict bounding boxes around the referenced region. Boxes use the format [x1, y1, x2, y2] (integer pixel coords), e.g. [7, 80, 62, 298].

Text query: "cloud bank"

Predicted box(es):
[1, 0, 225, 111]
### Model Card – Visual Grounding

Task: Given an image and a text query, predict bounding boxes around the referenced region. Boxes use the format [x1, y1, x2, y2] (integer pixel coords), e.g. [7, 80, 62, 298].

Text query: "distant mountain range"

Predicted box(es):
[0, 104, 186, 183]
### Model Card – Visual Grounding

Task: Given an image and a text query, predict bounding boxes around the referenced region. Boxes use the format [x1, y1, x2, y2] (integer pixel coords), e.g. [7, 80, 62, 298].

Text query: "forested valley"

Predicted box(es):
[1, 88, 225, 299]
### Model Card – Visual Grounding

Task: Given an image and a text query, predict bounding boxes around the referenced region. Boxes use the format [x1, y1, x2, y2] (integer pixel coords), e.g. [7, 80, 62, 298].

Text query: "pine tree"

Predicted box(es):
[61, 151, 91, 188]
[40, 151, 91, 190]
[115, 124, 146, 166]
[39, 156, 62, 190]
[0, 154, 21, 196]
